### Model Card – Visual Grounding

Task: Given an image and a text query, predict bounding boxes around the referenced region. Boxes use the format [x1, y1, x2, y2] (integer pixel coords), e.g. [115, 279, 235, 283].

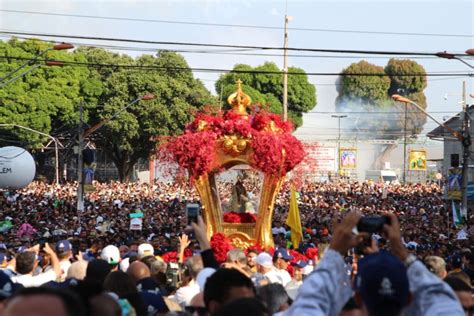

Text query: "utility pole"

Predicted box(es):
[461, 80, 470, 215]
[332, 115, 347, 178]
[282, 15, 291, 122]
[77, 101, 84, 212]
[403, 102, 408, 183]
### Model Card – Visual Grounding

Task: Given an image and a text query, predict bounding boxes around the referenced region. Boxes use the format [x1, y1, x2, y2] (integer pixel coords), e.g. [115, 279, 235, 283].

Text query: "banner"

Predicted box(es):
[340, 148, 357, 169]
[129, 211, 144, 231]
[409, 149, 427, 171]
[447, 168, 462, 200]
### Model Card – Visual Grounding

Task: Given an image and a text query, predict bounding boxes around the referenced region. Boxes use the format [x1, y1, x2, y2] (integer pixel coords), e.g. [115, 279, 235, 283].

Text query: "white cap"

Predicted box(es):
[101, 245, 120, 265]
[255, 252, 273, 268]
[196, 267, 216, 291]
[138, 243, 154, 259]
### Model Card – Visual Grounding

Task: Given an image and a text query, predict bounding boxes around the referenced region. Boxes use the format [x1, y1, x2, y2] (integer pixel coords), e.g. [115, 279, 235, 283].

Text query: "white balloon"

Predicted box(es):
[0, 146, 36, 189]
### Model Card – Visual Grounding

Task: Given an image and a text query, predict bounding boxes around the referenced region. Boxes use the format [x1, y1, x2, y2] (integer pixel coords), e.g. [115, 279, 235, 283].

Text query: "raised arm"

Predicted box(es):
[285, 212, 360, 316]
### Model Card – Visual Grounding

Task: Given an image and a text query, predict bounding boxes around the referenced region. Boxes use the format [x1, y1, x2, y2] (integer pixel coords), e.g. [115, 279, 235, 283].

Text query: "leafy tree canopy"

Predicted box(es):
[0, 38, 101, 147]
[215, 62, 317, 127]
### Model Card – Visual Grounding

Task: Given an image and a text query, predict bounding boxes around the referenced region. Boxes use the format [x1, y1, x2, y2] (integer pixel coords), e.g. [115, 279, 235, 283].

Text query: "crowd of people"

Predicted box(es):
[0, 179, 472, 315]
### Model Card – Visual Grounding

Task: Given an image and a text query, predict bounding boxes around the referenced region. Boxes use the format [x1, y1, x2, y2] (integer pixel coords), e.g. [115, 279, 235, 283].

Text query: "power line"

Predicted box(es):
[0, 55, 470, 77]
[3, 33, 473, 63]
[0, 30, 470, 57]
[1, 9, 473, 39]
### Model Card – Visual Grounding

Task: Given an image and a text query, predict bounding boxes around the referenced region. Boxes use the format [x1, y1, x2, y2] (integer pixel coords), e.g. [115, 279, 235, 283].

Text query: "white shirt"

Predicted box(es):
[272, 227, 286, 235]
[173, 280, 200, 306]
[12, 270, 56, 287]
[276, 268, 292, 287]
[264, 269, 283, 284]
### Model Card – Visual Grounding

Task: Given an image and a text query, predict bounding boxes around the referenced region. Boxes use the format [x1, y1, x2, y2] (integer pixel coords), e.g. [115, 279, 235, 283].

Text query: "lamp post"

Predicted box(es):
[436, 48, 474, 68]
[0, 124, 60, 184]
[392, 87, 471, 213]
[332, 114, 347, 178]
[282, 15, 293, 122]
[77, 94, 156, 211]
[0, 43, 73, 87]
[0, 60, 66, 89]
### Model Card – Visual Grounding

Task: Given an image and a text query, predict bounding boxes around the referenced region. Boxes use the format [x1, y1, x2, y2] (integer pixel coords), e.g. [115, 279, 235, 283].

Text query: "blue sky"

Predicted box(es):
[0, 0, 473, 162]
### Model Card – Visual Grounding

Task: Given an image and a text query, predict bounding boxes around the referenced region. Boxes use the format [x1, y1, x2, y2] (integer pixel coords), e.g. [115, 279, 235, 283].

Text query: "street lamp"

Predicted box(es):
[392, 91, 471, 213]
[332, 114, 347, 179]
[436, 48, 474, 68]
[0, 43, 74, 85]
[0, 60, 66, 89]
[0, 124, 60, 184]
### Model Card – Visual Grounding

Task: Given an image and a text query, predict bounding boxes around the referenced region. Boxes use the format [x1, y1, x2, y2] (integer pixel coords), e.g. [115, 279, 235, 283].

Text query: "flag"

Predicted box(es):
[286, 184, 302, 249]
[452, 201, 462, 227]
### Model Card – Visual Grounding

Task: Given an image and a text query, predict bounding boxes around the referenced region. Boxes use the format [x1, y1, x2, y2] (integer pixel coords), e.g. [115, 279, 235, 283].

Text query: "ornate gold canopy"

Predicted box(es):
[165, 80, 304, 250]
[192, 82, 284, 249]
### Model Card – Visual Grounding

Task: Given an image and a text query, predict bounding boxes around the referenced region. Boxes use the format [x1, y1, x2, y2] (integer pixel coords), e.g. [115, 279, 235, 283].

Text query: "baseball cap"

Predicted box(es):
[138, 243, 154, 259]
[450, 254, 462, 269]
[255, 252, 273, 268]
[0, 253, 7, 265]
[355, 251, 409, 313]
[292, 260, 308, 269]
[140, 291, 168, 314]
[55, 240, 72, 254]
[274, 248, 294, 261]
[101, 245, 120, 265]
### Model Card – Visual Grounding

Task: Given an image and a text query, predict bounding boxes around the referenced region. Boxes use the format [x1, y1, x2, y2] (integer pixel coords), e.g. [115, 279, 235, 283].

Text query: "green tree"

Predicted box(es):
[0, 38, 101, 147]
[215, 62, 316, 127]
[336, 59, 428, 169]
[83, 49, 215, 181]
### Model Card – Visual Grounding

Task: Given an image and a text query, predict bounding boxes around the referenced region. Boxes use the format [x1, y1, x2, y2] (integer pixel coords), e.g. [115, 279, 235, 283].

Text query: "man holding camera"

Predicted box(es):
[11, 243, 61, 287]
[286, 212, 464, 316]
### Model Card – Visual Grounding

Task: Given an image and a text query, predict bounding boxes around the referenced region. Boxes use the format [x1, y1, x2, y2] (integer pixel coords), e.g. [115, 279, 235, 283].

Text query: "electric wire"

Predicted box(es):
[1, 9, 473, 39]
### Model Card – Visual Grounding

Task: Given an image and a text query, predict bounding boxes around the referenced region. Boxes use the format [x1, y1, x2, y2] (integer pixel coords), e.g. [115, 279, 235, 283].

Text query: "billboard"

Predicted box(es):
[340, 148, 357, 169]
[409, 149, 427, 171]
[299, 143, 337, 172]
[447, 167, 462, 200]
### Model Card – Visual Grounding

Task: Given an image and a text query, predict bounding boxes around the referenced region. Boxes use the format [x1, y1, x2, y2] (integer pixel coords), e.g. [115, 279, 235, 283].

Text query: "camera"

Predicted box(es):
[357, 216, 390, 234]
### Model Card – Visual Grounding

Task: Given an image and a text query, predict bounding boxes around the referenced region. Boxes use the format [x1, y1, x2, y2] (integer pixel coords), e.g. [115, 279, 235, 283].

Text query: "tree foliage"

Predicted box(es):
[0, 38, 101, 147]
[340, 61, 390, 102]
[0, 39, 215, 181]
[83, 49, 215, 181]
[215, 62, 317, 127]
[336, 59, 428, 169]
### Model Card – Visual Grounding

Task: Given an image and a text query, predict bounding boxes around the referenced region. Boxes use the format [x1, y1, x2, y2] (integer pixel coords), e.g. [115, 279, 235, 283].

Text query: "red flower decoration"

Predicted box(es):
[161, 251, 178, 263]
[223, 212, 257, 223]
[161, 108, 304, 179]
[210, 233, 234, 264]
[305, 248, 318, 261]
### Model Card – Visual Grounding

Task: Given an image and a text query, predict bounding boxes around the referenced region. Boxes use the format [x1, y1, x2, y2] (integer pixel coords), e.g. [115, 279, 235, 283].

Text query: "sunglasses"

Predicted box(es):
[185, 306, 208, 316]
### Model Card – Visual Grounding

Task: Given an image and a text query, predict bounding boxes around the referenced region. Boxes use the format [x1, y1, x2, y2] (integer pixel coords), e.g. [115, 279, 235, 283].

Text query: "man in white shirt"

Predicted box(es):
[173, 255, 202, 306]
[254, 252, 282, 285]
[273, 249, 293, 287]
[11, 243, 61, 287]
[54, 240, 72, 282]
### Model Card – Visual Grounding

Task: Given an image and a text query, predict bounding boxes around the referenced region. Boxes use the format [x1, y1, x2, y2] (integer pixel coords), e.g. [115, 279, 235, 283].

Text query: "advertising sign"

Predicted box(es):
[409, 149, 427, 171]
[340, 148, 357, 169]
[447, 167, 462, 200]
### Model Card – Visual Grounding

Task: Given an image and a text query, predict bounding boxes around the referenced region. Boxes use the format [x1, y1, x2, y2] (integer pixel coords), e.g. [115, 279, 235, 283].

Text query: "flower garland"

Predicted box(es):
[162, 110, 305, 179]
